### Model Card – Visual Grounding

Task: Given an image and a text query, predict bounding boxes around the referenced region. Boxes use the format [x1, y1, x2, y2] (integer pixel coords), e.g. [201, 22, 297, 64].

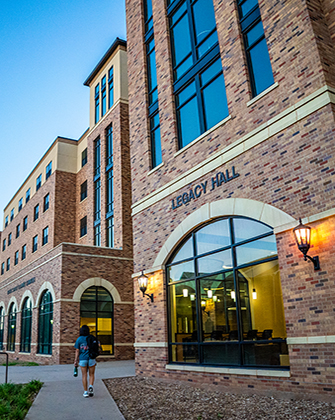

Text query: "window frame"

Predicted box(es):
[80, 181, 88, 202]
[7, 303, 16, 352]
[37, 291, 53, 355]
[32, 235, 38, 253]
[94, 83, 100, 124]
[43, 194, 50, 212]
[46, 161, 52, 180]
[34, 204, 39, 221]
[82, 148, 88, 167]
[80, 216, 87, 238]
[20, 298, 32, 353]
[42, 226, 49, 246]
[36, 174, 42, 192]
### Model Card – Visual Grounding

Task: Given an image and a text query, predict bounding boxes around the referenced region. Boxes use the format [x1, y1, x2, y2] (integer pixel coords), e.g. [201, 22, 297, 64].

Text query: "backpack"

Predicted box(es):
[86, 334, 100, 359]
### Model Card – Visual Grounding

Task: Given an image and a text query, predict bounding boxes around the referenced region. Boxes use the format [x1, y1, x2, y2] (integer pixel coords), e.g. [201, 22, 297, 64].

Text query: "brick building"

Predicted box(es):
[0, 38, 134, 364]
[127, 0, 335, 400]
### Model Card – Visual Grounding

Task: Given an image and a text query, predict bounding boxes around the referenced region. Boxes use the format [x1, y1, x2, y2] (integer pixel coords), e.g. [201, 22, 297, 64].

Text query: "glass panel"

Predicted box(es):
[249, 38, 274, 96]
[238, 260, 286, 340]
[202, 73, 229, 130]
[98, 302, 113, 312]
[192, 0, 217, 46]
[177, 81, 196, 106]
[233, 218, 272, 243]
[197, 31, 218, 58]
[243, 341, 289, 366]
[246, 21, 263, 47]
[81, 288, 96, 301]
[97, 287, 112, 301]
[151, 125, 162, 168]
[202, 343, 240, 365]
[97, 316, 112, 354]
[236, 235, 277, 266]
[197, 249, 232, 276]
[171, 236, 193, 264]
[237, 272, 252, 337]
[240, 0, 259, 18]
[177, 96, 201, 148]
[80, 301, 96, 312]
[171, 13, 192, 68]
[200, 59, 222, 87]
[168, 260, 194, 282]
[196, 219, 230, 255]
[169, 281, 197, 344]
[170, 2, 187, 26]
[171, 344, 199, 363]
[174, 55, 193, 80]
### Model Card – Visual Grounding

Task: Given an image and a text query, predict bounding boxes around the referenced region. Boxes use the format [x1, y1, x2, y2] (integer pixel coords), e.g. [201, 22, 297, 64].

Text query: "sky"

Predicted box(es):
[0, 0, 127, 230]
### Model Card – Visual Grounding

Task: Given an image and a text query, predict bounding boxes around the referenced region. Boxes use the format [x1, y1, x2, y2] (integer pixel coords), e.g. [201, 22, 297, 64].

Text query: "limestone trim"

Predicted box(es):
[0, 301, 6, 316]
[72, 278, 121, 303]
[274, 208, 335, 234]
[246, 82, 279, 107]
[63, 251, 132, 261]
[287, 336, 335, 345]
[153, 198, 295, 268]
[35, 282, 56, 307]
[134, 342, 168, 348]
[19, 290, 34, 311]
[7, 296, 18, 313]
[114, 343, 134, 346]
[147, 162, 164, 176]
[132, 85, 335, 216]
[165, 364, 291, 377]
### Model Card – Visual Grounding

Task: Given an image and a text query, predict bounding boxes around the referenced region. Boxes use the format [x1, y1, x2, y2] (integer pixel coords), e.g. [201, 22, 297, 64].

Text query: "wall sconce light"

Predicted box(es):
[293, 218, 320, 271]
[183, 288, 188, 297]
[252, 289, 257, 300]
[137, 271, 154, 302]
[230, 291, 236, 301]
[207, 288, 213, 299]
[190, 294, 195, 301]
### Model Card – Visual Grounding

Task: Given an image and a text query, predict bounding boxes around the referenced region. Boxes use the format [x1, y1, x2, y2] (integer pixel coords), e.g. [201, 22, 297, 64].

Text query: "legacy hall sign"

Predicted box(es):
[171, 166, 239, 210]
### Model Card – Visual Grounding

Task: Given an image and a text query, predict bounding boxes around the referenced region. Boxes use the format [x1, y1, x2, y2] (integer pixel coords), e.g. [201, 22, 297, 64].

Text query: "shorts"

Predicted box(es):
[79, 359, 96, 367]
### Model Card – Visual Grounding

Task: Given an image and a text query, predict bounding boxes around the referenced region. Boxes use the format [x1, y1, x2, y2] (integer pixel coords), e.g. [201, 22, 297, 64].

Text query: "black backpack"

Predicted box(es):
[86, 334, 100, 359]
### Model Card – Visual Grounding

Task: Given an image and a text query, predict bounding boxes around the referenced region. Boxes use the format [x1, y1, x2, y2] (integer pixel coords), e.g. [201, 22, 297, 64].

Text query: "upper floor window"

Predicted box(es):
[36, 174, 42, 192]
[18, 198, 23, 212]
[2, 239, 5, 252]
[94, 83, 100, 124]
[106, 125, 113, 167]
[8, 233, 12, 246]
[23, 216, 28, 231]
[237, 0, 274, 97]
[46, 161, 52, 180]
[5, 216, 8, 228]
[26, 188, 31, 204]
[22, 244, 27, 261]
[80, 181, 87, 201]
[32, 235, 38, 253]
[108, 67, 114, 109]
[16, 224, 20, 239]
[1, 263, 4, 275]
[82, 148, 88, 167]
[42, 226, 49, 246]
[34, 204, 39, 221]
[106, 217, 114, 248]
[147, 37, 158, 106]
[144, 0, 153, 33]
[106, 170, 113, 215]
[14, 251, 19, 266]
[44, 194, 49, 212]
[101, 76, 106, 117]
[150, 112, 162, 168]
[94, 179, 101, 222]
[94, 224, 101, 247]
[10, 208, 14, 221]
[94, 138, 101, 177]
[6, 257, 10, 271]
[80, 216, 87, 238]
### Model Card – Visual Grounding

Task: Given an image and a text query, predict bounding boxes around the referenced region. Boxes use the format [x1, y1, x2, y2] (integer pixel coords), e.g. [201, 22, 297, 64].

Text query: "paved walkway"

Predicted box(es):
[0, 360, 135, 420]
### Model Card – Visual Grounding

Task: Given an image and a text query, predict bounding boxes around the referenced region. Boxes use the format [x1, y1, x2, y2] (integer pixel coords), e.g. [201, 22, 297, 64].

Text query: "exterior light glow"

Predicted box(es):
[293, 218, 320, 271]
[252, 289, 257, 300]
[207, 289, 213, 298]
[137, 271, 154, 302]
[183, 289, 188, 297]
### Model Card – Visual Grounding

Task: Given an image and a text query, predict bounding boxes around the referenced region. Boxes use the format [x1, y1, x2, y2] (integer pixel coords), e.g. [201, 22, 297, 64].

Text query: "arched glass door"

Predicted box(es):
[80, 286, 113, 355]
[8, 303, 16, 352]
[38, 291, 53, 354]
[21, 298, 32, 353]
[0, 307, 4, 350]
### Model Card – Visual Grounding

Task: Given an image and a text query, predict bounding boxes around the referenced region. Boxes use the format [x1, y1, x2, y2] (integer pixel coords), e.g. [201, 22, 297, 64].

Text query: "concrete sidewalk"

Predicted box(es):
[0, 360, 135, 420]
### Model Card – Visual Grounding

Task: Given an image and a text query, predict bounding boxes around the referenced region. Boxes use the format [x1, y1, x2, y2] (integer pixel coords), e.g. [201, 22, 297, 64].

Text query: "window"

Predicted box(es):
[7, 303, 16, 352]
[101, 76, 106, 117]
[0, 308, 4, 350]
[82, 148, 88, 167]
[18, 198, 23, 212]
[14, 251, 19, 266]
[106, 217, 114, 248]
[38, 290, 53, 354]
[106, 170, 113, 215]
[43, 194, 49, 212]
[46, 161, 52, 180]
[168, 0, 229, 149]
[237, 0, 274, 97]
[1, 263, 4, 275]
[94, 138, 101, 177]
[34, 204, 39, 221]
[8, 233, 12, 246]
[36, 174, 42, 191]
[23, 216, 28, 231]
[108, 67, 114, 108]
[26, 188, 31, 204]
[94, 180, 101, 222]
[144, 0, 153, 32]
[16, 224, 20, 239]
[80, 216, 87, 237]
[6, 258, 10, 271]
[10, 208, 14, 221]
[42, 226, 49, 246]
[94, 137, 101, 224]
[5, 216, 8, 228]
[32, 235, 38, 253]
[22, 244, 27, 261]
[2, 239, 5, 252]
[106, 125, 113, 167]
[80, 286, 113, 355]
[94, 83, 100, 124]
[166, 217, 288, 368]
[94, 224, 101, 246]
[20, 298, 32, 353]
[80, 181, 87, 201]
[146, 36, 158, 106]
[150, 113, 162, 168]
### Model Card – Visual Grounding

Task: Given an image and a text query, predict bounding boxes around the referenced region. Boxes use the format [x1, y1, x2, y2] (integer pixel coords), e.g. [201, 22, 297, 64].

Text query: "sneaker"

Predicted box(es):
[83, 391, 89, 398]
[88, 385, 94, 397]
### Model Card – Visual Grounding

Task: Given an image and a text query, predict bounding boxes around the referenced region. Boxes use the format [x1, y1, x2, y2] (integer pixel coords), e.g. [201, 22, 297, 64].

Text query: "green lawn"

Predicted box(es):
[1, 362, 39, 367]
[0, 380, 43, 420]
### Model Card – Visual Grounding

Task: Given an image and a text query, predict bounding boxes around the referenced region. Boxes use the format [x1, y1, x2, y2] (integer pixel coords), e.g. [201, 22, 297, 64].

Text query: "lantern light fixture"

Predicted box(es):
[293, 218, 320, 271]
[207, 288, 213, 299]
[183, 288, 188, 298]
[137, 271, 154, 303]
[252, 289, 257, 300]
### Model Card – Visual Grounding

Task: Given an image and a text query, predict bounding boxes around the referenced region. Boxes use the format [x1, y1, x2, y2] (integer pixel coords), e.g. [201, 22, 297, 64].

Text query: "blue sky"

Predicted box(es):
[0, 0, 126, 230]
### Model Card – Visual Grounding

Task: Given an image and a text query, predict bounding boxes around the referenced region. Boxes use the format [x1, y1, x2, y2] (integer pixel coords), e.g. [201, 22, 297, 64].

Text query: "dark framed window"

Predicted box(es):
[38, 290, 53, 355]
[6, 258, 10, 271]
[2, 239, 5, 252]
[46, 161, 52, 180]
[144, 0, 153, 33]
[94, 138, 101, 177]
[80, 216, 87, 238]
[23, 216, 28, 231]
[32, 235, 38, 253]
[18, 198, 23, 212]
[16, 224, 20, 239]
[94, 179, 101, 222]
[5, 216, 8, 228]
[42, 227, 49, 246]
[106, 170, 113, 215]
[34, 204, 39, 221]
[0, 308, 4, 350]
[147, 36, 158, 106]
[94, 224, 101, 246]
[26, 188, 30, 204]
[150, 112, 162, 168]
[108, 67, 114, 108]
[101, 76, 106, 117]
[43, 194, 49, 212]
[20, 298, 32, 353]
[82, 148, 88, 167]
[1, 263, 4, 275]
[22, 245, 27, 261]
[237, 0, 274, 97]
[7, 303, 16, 352]
[106, 217, 114, 248]
[94, 83, 100, 124]
[8, 233, 12, 246]
[80, 286, 114, 355]
[36, 174, 42, 192]
[14, 251, 19, 266]
[166, 217, 288, 369]
[10, 209, 14, 221]
[106, 125, 113, 167]
[80, 181, 87, 201]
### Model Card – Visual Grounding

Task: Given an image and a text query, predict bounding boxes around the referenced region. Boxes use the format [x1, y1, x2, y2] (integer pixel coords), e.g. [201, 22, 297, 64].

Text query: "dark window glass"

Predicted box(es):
[106, 125, 113, 167]
[8, 233, 12, 246]
[36, 174, 42, 192]
[2, 239, 5, 251]
[6, 257, 10, 271]
[38, 291, 53, 354]
[44, 194, 49, 212]
[5, 216, 8, 228]
[239, 0, 258, 18]
[21, 298, 32, 353]
[42, 227, 49, 246]
[23, 216, 28, 231]
[7, 304, 16, 352]
[10, 209, 14, 221]
[16, 224, 20, 239]
[46, 161, 52, 180]
[14, 251, 19, 265]
[108, 67, 114, 108]
[32, 235, 38, 252]
[176, 83, 201, 148]
[94, 224, 101, 246]
[1, 263, 4, 275]
[34, 204, 39, 221]
[94, 138, 101, 176]
[144, 0, 153, 33]
[0, 308, 4, 349]
[101, 76, 106, 117]
[80, 216, 87, 237]
[150, 113, 162, 168]
[95, 84, 100, 124]
[94, 179, 101, 221]
[26, 188, 30, 204]
[80, 181, 87, 201]
[82, 148, 88, 167]
[18, 198, 23, 212]
[22, 245, 27, 260]
[106, 217, 114, 248]
[147, 38, 158, 105]
[106, 170, 113, 215]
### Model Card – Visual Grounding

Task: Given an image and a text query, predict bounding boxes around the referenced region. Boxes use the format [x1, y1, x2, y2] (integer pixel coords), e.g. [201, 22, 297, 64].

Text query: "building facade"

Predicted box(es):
[127, 0, 335, 400]
[0, 38, 134, 364]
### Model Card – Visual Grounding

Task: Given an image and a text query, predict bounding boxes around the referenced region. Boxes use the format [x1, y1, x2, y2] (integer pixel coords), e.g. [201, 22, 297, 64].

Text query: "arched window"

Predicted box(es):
[0, 308, 4, 350]
[80, 286, 113, 355]
[7, 303, 16, 352]
[38, 291, 53, 354]
[166, 217, 288, 368]
[21, 298, 32, 353]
